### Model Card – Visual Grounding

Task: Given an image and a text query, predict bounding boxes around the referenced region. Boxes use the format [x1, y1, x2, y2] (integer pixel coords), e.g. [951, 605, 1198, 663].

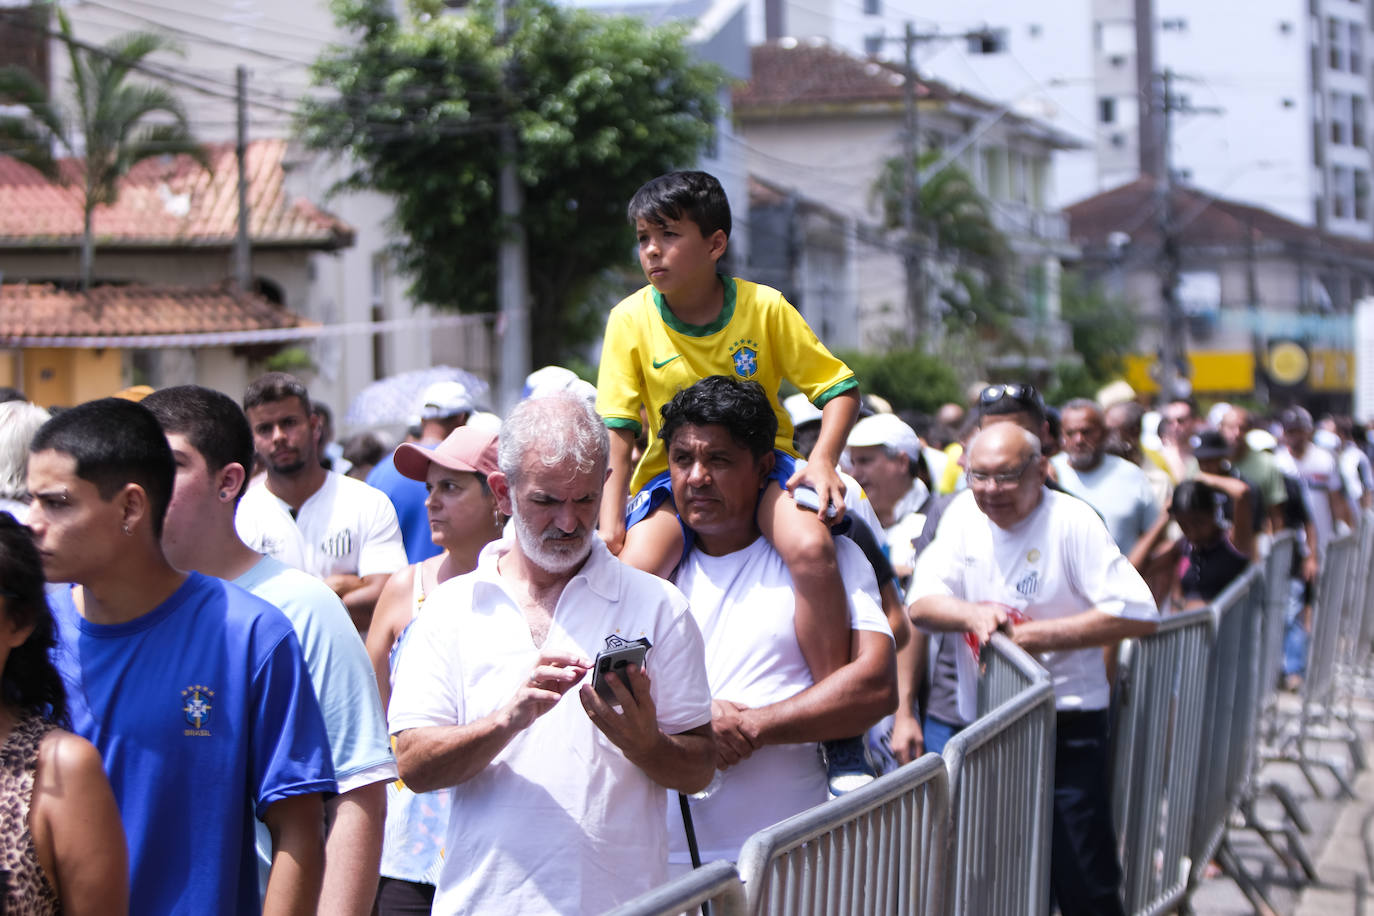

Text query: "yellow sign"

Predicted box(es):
[1124, 349, 1355, 395]
[1267, 341, 1309, 385]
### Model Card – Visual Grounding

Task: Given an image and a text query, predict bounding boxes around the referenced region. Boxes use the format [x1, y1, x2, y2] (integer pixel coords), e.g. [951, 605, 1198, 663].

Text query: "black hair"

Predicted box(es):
[341, 432, 387, 471]
[30, 398, 174, 538]
[627, 170, 732, 240]
[659, 376, 776, 459]
[143, 386, 255, 503]
[0, 387, 25, 405]
[1171, 479, 1220, 518]
[978, 383, 1047, 428]
[243, 371, 311, 414]
[0, 514, 68, 726]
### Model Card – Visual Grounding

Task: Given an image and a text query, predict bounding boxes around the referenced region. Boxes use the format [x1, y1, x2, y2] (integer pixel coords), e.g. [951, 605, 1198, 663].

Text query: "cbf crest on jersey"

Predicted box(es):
[182, 684, 214, 737]
[729, 337, 760, 379]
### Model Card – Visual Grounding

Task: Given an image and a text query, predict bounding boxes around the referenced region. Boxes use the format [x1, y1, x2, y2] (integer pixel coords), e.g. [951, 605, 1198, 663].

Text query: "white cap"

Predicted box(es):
[783, 392, 822, 427]
[523, 365, 581, 399]
[1245, 428, 1278, 452]
[466, 410, 503, 434]
[417, 381, 476, 420]
[847, 413, 921, 461]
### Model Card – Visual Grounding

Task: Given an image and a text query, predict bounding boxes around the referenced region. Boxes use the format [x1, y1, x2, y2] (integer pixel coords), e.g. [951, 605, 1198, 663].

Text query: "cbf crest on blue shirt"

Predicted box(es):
[50, 572, 336, 916]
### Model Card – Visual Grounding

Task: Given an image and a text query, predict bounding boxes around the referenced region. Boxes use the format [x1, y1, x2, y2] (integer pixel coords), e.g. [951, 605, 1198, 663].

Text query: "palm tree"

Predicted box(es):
[0, 10, 205, 289]
[871, 150, 1014, 332]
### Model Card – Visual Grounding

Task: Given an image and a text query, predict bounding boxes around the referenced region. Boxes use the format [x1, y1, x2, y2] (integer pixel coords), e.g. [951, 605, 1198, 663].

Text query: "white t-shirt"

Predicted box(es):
[236, 472, 407, 580]
[910, 489, 1157, 717]
[668, 536, 891, 864]
[1277, 445, 1343, 550]
[884, 479, 933, 577]
[1050, 453, 1161, 553]
[238, 555, 396, 892]
[387, 537, 712, 916]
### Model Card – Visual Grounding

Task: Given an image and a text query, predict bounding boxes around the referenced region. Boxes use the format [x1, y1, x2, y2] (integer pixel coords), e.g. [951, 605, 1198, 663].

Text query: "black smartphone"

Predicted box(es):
[592, 639, 651, 705]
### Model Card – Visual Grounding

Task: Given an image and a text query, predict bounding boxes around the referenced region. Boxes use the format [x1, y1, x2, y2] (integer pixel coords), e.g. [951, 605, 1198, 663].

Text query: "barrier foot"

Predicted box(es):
[1240, 800, 1317, 882]
[1263, 781, 1312, 834]
[1215, 840, 1281, 916]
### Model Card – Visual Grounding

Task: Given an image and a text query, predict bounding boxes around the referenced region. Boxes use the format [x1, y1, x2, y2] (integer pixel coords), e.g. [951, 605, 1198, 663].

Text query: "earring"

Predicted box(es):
[220, 491, 231, 500]
[122, 523, 131, 536]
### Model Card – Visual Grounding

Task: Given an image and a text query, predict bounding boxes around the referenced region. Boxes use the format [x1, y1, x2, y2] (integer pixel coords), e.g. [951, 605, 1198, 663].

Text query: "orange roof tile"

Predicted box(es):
[0, 139, 352, 250]
[0, 282, 313, 343]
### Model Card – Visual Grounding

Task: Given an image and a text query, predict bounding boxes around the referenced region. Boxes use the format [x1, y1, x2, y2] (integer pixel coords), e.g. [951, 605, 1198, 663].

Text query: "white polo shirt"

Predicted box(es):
[668, 536, 891, 863]
[911, 489, 1157, 717]
[236, 471, 406, 580]
[388, 537, 712, 916]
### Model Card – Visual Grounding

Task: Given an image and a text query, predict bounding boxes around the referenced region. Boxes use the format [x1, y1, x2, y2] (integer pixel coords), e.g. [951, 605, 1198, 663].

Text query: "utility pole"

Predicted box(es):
[886, 24, 999, 351]
[234, 64, 251, 292]
[1154, 68, 1221, 401]
[495, 0, 529, 413]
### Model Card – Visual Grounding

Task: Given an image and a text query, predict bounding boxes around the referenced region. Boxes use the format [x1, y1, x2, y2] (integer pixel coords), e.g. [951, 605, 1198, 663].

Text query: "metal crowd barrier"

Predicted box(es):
[1352, 510, 1374, 677]
[735, 753, 949, 916]
[1185, 569, 1266, 898]
[1108, 605, 1214, 916]
[1257, 532, 1296, 729]
[1270, 531, 1362, 797]
[1232, 531, 1318, 891]
[943, 634, 1056, 916]
[603, 860, 748, 916]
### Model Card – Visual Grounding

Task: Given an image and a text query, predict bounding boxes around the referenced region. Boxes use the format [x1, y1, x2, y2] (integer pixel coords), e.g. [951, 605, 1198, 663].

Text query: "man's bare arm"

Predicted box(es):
[738, 629, 897, 748]
[579, 665, 715, 793]
[261, 793, 325, 916]
[1012, 609, 1156, 655]
[319, 782, 386, 916]
[339, 572, 392, 632]
[909, 594, 1008, 643]
[395, 651, 590, 793]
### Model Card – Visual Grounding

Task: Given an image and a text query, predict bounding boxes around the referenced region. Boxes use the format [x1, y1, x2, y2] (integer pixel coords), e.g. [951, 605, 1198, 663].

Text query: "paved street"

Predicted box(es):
[1189, 696, 1374, 915]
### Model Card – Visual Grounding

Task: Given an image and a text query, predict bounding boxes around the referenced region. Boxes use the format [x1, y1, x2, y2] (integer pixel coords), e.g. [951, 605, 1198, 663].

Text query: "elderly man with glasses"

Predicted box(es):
[907, 421, 1158, 916]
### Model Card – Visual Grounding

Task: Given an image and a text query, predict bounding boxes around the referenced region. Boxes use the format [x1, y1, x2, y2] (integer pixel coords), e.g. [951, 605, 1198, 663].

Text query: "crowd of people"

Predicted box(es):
[0, 169, 1366, 915]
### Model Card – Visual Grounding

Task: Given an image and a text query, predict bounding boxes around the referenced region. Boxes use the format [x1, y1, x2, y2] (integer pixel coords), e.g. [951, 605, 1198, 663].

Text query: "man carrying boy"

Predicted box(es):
[595, 170, 869, 788]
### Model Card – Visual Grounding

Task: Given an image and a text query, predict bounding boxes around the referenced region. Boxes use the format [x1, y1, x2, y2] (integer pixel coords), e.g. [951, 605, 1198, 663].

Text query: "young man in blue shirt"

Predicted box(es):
[27, 398, 336, 915]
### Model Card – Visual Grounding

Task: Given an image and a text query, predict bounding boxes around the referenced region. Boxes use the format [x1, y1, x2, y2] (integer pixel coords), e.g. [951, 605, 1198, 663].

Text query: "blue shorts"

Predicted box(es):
[626, 450, 798, 529]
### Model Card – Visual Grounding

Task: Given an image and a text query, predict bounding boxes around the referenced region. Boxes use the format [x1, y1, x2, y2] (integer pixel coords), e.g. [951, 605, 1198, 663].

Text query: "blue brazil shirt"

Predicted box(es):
[51, 572, 336, 915]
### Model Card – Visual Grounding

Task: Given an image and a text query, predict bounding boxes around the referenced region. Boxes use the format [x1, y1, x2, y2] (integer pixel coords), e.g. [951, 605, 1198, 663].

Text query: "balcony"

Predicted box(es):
[989, 201, 1070, 243]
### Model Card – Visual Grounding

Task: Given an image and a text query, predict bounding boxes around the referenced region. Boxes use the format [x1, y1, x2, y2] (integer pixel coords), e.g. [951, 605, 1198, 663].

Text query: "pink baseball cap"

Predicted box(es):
[394, 426, 500, 482]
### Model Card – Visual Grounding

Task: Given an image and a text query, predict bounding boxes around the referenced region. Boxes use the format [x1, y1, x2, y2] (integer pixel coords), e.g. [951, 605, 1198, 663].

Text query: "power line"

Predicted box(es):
[88, 0, 343, 47]
[79, 0, 320, 67]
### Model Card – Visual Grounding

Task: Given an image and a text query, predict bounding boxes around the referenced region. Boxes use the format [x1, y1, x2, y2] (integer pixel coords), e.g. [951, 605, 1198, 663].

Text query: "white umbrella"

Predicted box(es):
[345, 366, 490, 428]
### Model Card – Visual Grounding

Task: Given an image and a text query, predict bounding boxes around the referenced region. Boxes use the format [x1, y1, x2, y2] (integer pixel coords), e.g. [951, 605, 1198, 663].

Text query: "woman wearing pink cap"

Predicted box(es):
[365, 425, 505, 914]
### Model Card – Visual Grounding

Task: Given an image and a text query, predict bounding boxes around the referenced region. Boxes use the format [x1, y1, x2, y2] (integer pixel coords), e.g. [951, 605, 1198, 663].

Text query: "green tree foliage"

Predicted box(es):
[871, 150, 1014, 331]
[1045, 271, 1137, 403]
[302, 0, 722, 364]
[0, 10, 204, 289]
[837, 345, 963, 415]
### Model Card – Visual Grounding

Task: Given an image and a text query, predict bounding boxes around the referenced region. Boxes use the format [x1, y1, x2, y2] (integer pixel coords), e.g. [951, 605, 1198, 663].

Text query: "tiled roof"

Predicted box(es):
[1066, 176, 1374, 260]
[0, 282, 313, 343]
[735, 39, 1082, 148]
[0, 139, 353, 250]
[736, 38, 913, 109]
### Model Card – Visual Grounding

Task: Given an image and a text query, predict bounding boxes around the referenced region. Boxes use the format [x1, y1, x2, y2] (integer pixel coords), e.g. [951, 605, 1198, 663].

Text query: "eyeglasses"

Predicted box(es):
[979, 383, 1042, 410]
[967, 456, 1038, 487]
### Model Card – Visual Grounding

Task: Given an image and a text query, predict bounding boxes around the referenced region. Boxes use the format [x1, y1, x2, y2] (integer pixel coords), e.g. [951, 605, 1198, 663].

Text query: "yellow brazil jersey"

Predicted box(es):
[596, 276, 857, 494]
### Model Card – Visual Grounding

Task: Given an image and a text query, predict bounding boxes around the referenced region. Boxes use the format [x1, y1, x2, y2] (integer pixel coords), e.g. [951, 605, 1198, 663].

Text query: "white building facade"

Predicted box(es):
[756, 0, 1374, 244]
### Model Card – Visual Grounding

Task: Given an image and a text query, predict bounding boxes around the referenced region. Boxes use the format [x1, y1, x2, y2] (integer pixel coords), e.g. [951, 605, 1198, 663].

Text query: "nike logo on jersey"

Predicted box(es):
[652, 354, 681, 369]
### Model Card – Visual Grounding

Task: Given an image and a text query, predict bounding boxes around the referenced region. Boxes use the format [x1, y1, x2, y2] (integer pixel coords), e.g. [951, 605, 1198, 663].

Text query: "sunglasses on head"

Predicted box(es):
[979, 383, 1042, 410]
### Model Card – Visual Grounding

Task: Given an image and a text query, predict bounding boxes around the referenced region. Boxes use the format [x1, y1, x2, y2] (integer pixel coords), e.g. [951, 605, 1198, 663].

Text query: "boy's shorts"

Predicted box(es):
[626, 450, 798, 529]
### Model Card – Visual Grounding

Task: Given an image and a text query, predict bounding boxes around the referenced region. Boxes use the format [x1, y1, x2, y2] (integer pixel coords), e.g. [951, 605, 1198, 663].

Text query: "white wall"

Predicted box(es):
[1154, 0, 1314, 226]
[761, 0, 1101, 207]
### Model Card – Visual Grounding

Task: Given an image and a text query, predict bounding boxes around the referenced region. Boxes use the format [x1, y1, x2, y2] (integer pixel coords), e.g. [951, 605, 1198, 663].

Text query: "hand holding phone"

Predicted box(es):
[592, 639, 651, 705]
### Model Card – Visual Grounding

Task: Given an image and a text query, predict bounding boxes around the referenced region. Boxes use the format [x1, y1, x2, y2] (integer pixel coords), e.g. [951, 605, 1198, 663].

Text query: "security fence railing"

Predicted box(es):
[610, 515, 1373, 916]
